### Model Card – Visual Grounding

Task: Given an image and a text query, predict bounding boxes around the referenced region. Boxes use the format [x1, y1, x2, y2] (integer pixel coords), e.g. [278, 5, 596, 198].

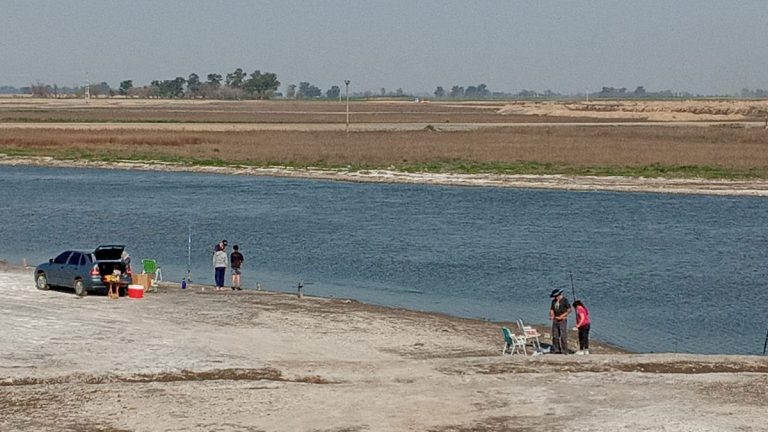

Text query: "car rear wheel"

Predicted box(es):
[35, 273, 50, 290]
[74, 279, 87, 297]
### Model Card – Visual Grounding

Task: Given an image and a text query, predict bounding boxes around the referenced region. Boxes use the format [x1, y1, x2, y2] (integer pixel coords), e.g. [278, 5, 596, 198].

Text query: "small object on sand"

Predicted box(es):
[297, 281, 303, 299]
[256, 282, 261, 291]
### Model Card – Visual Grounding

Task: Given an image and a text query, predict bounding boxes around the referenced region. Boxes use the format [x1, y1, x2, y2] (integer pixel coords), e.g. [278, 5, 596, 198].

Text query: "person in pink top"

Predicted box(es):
[573, 300, 591, 355]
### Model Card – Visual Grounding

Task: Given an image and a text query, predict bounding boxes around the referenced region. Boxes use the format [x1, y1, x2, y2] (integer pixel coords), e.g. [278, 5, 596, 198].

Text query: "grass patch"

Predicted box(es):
[4, 147, 766, 180]
[2, 124, 768, 180]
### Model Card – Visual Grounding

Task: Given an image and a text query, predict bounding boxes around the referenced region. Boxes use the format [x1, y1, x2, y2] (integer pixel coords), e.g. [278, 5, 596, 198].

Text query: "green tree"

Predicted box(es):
[152, 77, 186, 98]
[119, 80, 133, 96]
[244, 70, 280, 99]
[326, 85, 340, 98]
[187, 73, 201, 97]
[206, 73, 222, 86]
[226, 68, 246, 88]
[434, 86, 445, 98]
[297, 81, 321, 99]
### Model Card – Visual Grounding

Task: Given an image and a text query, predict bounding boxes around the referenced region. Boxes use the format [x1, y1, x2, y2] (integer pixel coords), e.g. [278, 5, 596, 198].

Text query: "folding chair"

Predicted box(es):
[501, 327, 528, 356]
[517, 319, 543, 353]
[141, 259, 162, 292]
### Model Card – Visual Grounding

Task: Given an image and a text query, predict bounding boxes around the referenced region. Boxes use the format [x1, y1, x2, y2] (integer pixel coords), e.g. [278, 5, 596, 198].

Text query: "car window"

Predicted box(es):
[68, 252, 81, 266]
[53, 252, 71, 264]
[79, 254, 87, 266]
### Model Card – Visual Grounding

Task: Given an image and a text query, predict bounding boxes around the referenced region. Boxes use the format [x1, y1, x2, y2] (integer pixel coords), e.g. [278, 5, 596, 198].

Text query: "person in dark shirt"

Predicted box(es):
[549, 288, 571, 354]
[230, 245, 244, 290]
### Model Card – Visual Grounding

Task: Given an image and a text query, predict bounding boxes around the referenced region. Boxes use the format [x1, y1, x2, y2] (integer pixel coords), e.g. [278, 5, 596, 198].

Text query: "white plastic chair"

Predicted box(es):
[501, 327, 528, 356]
[517, 319, 543, 353]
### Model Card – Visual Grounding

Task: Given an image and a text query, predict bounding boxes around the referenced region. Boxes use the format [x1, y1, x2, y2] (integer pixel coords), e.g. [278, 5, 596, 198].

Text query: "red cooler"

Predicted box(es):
[128, 284, 144, 299]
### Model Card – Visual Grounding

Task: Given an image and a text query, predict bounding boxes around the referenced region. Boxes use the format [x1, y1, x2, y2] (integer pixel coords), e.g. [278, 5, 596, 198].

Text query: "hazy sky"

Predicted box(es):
[2, 0, 767, 95]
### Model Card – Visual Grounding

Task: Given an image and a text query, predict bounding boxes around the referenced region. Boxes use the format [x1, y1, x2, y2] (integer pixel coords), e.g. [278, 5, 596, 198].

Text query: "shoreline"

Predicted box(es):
[4, 154, 768, 196]
[2, 264, 767, 431]
[0, 261, 627, 355]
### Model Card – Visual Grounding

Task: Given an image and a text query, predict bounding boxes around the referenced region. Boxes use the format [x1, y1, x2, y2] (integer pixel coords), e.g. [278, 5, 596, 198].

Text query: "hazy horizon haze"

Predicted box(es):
[1, 0, 767, 95]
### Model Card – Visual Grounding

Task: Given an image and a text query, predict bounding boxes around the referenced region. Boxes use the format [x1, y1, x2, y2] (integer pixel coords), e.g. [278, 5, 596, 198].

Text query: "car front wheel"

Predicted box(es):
[74, 279, 87, 297]
[36, 273, 50, 290]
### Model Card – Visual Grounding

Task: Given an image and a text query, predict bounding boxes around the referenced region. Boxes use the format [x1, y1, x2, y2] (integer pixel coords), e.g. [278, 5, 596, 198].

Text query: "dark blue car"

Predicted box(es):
[34, 245, 132, 297]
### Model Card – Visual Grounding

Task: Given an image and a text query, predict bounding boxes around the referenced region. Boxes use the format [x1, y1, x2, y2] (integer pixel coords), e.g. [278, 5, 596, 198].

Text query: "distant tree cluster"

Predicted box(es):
[282, 82, 343, 99]
[591, 86, 693, 99]
[9, 75, 764, 101]
[24, 82, 110, 98]
[124, 68, 281, 99]
[740, 88, 768, 98]
[433, 84, 491, 98]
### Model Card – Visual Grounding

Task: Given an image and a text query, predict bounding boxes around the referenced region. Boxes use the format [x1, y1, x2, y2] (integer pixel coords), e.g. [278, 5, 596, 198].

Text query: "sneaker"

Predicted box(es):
[584, 349, 590, 355]
[575, 350, 584, 355]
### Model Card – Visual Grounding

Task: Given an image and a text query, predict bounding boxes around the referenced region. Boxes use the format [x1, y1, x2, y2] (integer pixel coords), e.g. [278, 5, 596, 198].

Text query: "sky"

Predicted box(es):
[1, 0, 767, 95]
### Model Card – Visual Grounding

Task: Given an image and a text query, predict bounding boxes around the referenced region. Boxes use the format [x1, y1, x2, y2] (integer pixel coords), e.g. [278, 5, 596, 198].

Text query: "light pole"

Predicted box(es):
[344, 80, 350, 133]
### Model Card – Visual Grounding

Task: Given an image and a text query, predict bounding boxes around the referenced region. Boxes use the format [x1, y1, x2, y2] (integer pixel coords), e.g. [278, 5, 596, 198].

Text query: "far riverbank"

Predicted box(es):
[3, 155, 768, 196]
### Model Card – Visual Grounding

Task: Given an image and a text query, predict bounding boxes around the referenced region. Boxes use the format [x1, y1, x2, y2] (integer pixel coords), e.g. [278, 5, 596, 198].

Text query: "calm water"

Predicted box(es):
[1, 165, 767, 355]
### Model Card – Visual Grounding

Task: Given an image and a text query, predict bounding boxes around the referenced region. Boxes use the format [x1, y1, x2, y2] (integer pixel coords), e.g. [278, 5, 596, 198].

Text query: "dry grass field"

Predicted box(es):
[1, 98, 767, 178]
[0, 98, 591, 124]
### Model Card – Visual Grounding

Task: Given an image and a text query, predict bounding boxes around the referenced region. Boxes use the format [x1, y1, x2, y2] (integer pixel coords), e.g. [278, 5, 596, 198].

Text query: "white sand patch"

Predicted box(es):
[1, 265, 766, 431]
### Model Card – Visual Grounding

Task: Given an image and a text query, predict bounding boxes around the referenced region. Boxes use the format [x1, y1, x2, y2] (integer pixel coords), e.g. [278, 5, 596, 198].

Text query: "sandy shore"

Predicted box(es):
[4, 155, 768, 196]
[1, 264, 766, 431]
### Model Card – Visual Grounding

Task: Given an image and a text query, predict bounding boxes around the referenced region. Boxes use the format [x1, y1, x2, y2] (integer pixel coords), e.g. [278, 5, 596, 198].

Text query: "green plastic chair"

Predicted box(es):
[141, 259, 162, 291]
[141, 259, 157, 274]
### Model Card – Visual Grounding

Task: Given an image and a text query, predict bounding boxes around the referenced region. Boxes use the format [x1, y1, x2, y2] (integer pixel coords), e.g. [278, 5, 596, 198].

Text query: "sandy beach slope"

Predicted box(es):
[3, 155, 768, 196]
[1, 264, 766, 431]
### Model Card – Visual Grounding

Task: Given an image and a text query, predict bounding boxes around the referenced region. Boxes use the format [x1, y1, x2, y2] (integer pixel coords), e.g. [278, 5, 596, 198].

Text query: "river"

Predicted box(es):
[1, 165, 766, 354]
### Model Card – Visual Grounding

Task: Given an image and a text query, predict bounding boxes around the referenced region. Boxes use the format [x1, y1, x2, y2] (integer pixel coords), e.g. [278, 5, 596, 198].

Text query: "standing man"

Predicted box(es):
[212, 244, 228, 291]
[230, 245, 244, 291]
[549, 288, 571, 354]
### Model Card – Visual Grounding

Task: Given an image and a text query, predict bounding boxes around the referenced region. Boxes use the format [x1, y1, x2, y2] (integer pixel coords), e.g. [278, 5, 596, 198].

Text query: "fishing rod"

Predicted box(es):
[569, 270, 576, 301]
[763, 327, 768, 356]
[187, 222, 192, 281]
[183, 222, 192, 288]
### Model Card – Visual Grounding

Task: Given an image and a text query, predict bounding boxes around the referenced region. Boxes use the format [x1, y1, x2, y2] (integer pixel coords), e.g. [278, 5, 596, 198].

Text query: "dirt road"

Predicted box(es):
[1, 265, 766, 431]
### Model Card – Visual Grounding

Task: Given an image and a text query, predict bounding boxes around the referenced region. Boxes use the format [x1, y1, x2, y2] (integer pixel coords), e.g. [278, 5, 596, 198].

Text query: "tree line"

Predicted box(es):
[123, 68, 280, 99]
[7, 74, 764, 100]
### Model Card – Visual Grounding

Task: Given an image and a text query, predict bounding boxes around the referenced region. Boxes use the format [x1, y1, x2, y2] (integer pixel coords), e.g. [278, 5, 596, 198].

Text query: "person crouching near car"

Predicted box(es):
[213, 244, 228, 291]
[573, 300, 591, 355]
[549, 288, 571, 354]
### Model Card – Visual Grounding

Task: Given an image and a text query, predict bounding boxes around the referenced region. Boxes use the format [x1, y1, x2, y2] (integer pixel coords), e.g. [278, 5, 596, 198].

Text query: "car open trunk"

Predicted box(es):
[93, 245, 130, 278]
[94, 245, 126, 261]
[96, 261, 129, 277]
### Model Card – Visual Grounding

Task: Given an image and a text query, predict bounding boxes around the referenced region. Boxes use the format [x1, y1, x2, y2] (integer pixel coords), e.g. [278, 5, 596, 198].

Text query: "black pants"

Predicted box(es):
[578, 324, 590, 350]
[552, 319, 568, 354]
[214, 267, 225, 288]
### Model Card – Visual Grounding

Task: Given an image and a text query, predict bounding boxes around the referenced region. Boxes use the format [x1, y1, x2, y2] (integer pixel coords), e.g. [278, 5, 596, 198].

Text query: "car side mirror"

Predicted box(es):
[49, 259, 53, 263]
